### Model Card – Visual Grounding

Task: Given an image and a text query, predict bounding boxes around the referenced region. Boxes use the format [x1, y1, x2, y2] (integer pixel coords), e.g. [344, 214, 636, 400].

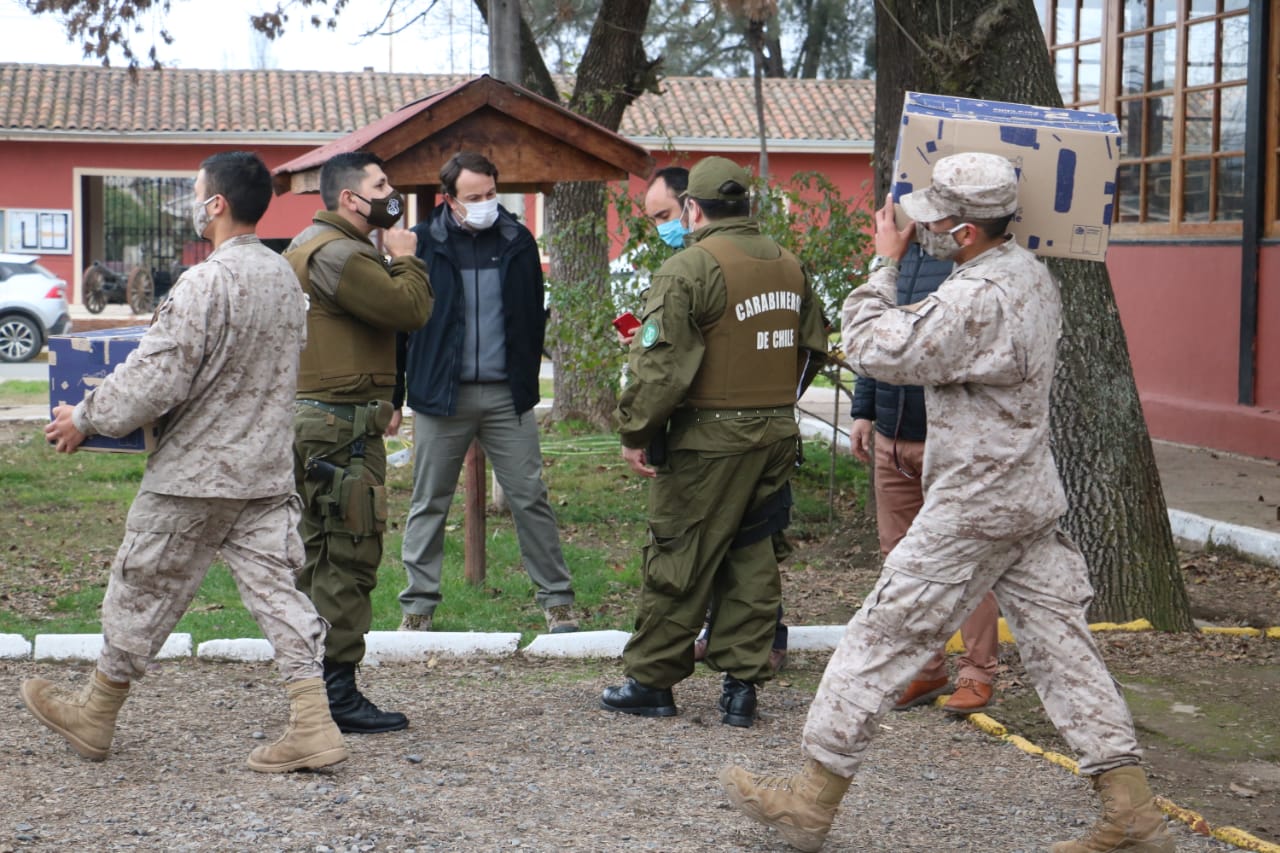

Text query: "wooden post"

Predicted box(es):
[464, 439, 487, 585]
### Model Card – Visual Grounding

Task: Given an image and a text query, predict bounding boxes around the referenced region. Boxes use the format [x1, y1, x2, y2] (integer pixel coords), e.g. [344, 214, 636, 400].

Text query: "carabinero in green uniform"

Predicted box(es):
[287, 151, 433, 734]
[602, 157, 827, 727]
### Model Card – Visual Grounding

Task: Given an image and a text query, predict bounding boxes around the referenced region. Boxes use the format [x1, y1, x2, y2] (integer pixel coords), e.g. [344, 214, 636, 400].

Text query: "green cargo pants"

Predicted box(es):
[293, 401, 390, 664]
[622, 433, 796, 688]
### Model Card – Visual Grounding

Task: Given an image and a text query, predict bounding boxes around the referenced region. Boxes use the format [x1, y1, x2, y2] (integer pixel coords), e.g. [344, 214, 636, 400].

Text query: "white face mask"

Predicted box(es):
[192, 194, 218, 240]
[459, 197, 499, 230]
[916, 221, 969, 261]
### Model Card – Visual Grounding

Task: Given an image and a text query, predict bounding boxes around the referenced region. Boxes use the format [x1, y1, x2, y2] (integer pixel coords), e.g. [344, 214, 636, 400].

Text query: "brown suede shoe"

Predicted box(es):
[769, 647, 788, 673]
[891, 676, 950, 711]
[942, 677, 994, 714]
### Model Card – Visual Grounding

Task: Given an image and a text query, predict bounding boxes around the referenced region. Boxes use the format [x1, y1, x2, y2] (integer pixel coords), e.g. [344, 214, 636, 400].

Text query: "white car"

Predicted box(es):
[0, 253, 72, 362]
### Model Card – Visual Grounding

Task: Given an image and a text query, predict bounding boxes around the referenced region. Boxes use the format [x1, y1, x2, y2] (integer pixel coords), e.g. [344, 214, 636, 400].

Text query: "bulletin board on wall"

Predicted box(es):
[2, 208, 72, 254]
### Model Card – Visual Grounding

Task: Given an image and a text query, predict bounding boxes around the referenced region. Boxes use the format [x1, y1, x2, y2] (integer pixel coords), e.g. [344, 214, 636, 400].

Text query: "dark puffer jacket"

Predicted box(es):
[849, 245, 952, 441]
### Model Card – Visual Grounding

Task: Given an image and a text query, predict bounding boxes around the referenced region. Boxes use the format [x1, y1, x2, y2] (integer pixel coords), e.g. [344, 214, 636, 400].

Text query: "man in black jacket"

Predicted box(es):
[850, 242, 1000, 714]
[396, 151, 578, 634]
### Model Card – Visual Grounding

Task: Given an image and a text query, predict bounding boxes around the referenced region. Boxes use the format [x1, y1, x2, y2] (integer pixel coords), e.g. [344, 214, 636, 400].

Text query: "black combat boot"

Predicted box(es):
[322, 661, 409, 734]
[719, 674, 757, 728]
[600, 677, 677, 717]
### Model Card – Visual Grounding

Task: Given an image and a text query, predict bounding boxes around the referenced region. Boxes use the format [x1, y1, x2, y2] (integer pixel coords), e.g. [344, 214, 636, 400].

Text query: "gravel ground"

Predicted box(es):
[3, 655, 1244, 853]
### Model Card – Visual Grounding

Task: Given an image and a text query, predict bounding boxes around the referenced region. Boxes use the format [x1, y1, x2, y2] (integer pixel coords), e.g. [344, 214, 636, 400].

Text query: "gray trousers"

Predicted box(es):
[98, 489, 327, 683]
[399, 383, 574, 616]
[803, 523, 1142, 778]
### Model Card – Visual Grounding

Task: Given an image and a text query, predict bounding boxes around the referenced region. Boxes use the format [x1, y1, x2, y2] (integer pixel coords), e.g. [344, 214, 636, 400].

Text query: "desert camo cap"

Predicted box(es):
[686, 156, 751, 200]
[899, 152, 1019, 222]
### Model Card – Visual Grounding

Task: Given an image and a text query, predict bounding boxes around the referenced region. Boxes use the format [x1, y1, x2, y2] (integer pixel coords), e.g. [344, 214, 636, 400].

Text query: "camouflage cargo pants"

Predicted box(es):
[98, 489, 326, 683]
[803, 523, 1141, 777]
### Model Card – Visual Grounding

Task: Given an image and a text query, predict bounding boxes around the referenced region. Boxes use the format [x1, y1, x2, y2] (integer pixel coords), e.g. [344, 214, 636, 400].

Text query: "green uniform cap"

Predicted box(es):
[686, 156, 751, 200]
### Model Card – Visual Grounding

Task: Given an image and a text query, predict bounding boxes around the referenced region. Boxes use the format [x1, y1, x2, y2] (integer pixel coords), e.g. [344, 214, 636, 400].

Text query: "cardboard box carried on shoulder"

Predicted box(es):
[893, 92, 1122, 261]
[48, 326, 160, 453]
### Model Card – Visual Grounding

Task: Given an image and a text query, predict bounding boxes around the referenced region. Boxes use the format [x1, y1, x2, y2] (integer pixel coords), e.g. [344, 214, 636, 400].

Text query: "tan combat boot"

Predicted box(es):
[20, 671, 130, 761]
[247, 677, 349, 773]
[1051, 766, 1175, 852]
[720, 758, 852, 852]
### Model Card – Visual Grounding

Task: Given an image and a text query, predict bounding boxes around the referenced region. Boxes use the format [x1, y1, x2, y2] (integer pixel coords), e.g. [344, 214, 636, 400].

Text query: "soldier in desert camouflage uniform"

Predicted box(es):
[26, 151, 347, 775]
[720, 152, 1172, 853]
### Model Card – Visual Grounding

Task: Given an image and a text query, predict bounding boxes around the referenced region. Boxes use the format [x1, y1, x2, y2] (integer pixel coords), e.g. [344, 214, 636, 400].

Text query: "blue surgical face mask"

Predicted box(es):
[656, 217, 688, 248]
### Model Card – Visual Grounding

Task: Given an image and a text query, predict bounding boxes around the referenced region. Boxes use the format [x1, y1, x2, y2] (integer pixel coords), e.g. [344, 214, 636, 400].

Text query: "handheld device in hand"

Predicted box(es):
[612, 311, 641, 336]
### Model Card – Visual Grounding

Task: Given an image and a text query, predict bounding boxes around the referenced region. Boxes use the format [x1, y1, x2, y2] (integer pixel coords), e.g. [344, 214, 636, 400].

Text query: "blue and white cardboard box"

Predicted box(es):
[48, 326, 160, 453]
[893, 92, 1122, 261]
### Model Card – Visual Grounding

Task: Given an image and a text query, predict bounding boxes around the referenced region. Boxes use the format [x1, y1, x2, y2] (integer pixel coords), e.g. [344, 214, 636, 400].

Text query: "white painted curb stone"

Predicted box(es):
[523, 630, 630, 658]
[0, 633, 33, 659]
[1168, 508, 1280, 567]
[786, 625, 846, 651]
[198, 638, 275, 662]
[364, 630, 521, 662]
[33, 633, 190, 662]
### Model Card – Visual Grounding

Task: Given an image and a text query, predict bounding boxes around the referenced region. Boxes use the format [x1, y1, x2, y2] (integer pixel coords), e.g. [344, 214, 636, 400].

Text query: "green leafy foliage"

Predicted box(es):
[609, 169, 876, 329]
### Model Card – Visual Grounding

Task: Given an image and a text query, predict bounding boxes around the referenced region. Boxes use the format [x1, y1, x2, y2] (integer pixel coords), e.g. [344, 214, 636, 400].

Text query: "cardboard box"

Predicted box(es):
[893, 92, 1122, 261]
[48, 326, 160, 453]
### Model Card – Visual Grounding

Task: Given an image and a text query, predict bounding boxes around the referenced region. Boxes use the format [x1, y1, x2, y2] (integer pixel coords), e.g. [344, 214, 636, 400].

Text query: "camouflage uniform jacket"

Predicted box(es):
[72, 234, 307, 500]
[841, 238, 1068, 539]
[616, 218, 828, 454]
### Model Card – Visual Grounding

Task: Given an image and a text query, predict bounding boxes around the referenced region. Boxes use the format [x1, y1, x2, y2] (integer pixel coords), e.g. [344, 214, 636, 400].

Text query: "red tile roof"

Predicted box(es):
[0, 63, 873, 149]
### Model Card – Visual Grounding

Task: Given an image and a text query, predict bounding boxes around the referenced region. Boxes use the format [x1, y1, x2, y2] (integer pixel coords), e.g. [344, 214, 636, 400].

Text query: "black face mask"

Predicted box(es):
[352, 190, 404, 230]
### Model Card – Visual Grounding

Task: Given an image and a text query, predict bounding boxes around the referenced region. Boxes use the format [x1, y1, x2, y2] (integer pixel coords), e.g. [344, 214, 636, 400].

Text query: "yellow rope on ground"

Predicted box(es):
[944, 618, 1280, 652]
[1211, 826, 1280, 853]
[1202, 626, 1264, 637]
[1155, 796, 1211, 835]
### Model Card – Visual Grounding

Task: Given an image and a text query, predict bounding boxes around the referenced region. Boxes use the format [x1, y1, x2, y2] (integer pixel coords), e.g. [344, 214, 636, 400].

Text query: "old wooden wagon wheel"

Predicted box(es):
[127, 267, 154, 314]
[82, 265, 106, 314]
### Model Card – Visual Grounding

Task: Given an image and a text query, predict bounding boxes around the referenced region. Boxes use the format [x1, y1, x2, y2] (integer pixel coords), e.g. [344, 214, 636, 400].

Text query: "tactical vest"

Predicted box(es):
[286, 229, 396, 397]
[685, 235, 805, 408]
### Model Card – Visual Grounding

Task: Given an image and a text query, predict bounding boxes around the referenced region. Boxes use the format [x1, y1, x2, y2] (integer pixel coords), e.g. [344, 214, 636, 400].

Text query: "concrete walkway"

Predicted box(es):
[795, 384, 1280, 563]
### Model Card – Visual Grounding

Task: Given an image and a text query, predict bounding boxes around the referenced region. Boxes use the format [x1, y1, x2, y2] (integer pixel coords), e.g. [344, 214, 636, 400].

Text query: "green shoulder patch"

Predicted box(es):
[640, 318, 661, 348]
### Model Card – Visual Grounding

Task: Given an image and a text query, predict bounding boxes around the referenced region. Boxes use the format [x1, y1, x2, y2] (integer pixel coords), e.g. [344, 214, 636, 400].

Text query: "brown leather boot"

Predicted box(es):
[20, 671, 130, 761]
[247, 677, 350, 773]
[1050, 766, 1175, 852]
[720, 758, 852, 852]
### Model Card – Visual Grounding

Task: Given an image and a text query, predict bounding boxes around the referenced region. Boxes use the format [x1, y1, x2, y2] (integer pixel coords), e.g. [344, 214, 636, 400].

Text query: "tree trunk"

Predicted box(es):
[749, 18, 770, 180]
[546, 181, 619, 427]
[545, 0, 655, 427]
[873, 0, 1192, 629]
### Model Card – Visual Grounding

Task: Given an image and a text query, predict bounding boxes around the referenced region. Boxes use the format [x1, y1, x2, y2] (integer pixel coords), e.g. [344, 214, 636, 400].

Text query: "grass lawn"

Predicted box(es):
[0, 418, 865, 646]
[0, 379, 47, 406]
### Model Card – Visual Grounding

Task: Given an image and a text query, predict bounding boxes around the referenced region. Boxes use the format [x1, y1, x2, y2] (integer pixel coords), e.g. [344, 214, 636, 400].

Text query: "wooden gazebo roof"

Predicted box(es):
[271, 75, 654, 195]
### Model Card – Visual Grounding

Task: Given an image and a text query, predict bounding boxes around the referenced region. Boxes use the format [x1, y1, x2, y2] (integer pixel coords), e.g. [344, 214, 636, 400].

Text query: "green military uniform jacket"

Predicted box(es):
[616, 217, 827, 454]
[286, 211, 433, 405]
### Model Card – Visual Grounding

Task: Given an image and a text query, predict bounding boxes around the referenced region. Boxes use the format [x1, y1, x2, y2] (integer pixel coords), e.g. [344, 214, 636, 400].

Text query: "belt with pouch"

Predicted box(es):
[297, 399, 357, 421]
[668, 404, 794, 430]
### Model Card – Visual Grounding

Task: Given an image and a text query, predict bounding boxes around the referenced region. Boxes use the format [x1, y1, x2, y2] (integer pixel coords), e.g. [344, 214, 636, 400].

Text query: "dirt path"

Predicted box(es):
[0, 657, 1253, 853]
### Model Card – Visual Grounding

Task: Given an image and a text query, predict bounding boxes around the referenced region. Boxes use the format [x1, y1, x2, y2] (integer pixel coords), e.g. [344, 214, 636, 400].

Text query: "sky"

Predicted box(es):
[0, 0, 490, 74]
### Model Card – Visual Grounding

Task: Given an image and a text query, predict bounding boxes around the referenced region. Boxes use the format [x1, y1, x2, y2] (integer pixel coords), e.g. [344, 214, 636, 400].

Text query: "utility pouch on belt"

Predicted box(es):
[647, 423, 669, 468]
[304, 433, 388, 540]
